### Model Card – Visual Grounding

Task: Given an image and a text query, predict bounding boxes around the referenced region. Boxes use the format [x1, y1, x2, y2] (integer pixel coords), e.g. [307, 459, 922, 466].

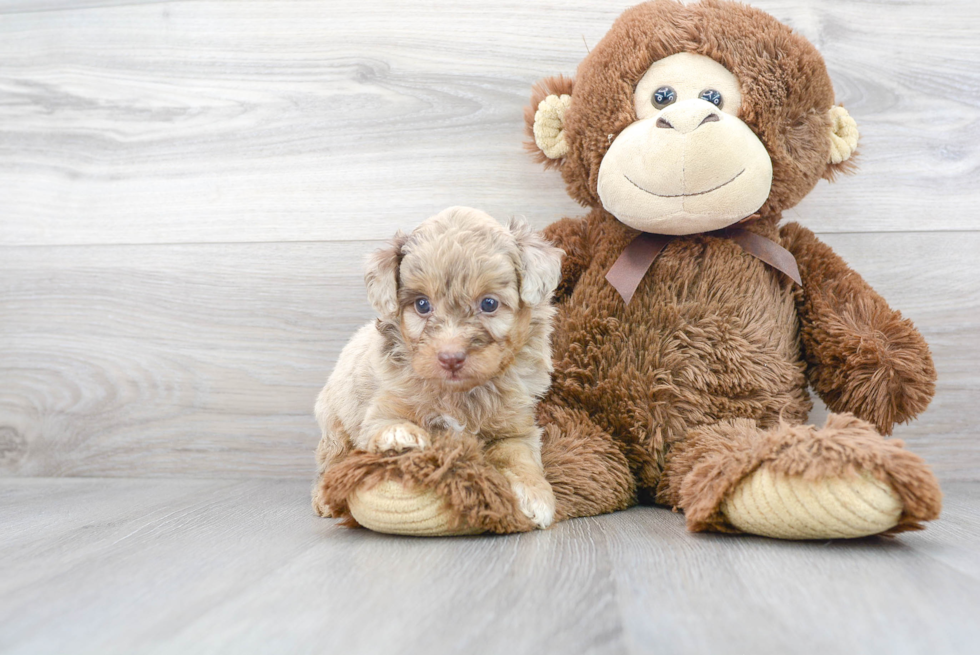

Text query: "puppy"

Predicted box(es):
[313, 206, 563, 528]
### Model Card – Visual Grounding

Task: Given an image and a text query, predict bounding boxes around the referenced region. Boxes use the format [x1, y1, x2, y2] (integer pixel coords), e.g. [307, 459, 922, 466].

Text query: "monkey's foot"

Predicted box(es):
[721, 467, 902, 539]
[317, 431, 537, 536]
[668, 413, 942, 539]
[348, 480, 480, 536]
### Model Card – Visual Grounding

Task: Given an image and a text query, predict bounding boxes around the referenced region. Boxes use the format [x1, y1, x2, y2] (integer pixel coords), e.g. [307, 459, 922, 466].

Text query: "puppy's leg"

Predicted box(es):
[313, 426, 354, 518]
[313, 399, 353, 517]
[364, 421, 431, 453]
[315, 417, 352, 472]
[486, 430, 556, 529]
[313, 328, 375, 516]
[348, 390, 429, 453]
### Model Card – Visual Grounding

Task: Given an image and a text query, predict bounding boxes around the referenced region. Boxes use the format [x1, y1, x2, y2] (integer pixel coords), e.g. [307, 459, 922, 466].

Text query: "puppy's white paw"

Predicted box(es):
[368, 423, 430, 453]
[510, 478, 556, 529]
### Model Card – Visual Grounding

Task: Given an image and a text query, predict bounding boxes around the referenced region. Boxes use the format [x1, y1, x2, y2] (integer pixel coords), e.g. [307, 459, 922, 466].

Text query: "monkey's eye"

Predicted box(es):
[699, 89, 723, 109]
[479, 297, 499, 313]
[652, 86, 676, 109]
[414, 297, 432, 315]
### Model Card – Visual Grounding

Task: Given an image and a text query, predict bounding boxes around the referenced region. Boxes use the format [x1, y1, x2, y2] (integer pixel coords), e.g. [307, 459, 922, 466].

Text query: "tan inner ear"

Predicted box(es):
[828, 105, 859, 164]
[533, 94, 572, 159]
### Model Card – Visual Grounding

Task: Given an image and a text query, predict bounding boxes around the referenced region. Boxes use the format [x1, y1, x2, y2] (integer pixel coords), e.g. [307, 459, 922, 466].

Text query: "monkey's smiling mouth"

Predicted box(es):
[624, 169, 746, 198]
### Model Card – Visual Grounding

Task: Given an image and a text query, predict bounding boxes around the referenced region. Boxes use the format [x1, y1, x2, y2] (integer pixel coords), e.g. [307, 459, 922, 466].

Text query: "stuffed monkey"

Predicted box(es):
[318, 0, 942, 539]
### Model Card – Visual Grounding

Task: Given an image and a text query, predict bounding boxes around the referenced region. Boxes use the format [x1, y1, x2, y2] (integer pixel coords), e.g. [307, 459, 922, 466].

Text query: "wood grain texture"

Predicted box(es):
[1, 477, 978, 654]
[0, 241, 373, 479]
[1, 231, 976, 480]
[1, 0, 978, 246]
[0, 2, 977, 481]
[2, 3, 977, 651]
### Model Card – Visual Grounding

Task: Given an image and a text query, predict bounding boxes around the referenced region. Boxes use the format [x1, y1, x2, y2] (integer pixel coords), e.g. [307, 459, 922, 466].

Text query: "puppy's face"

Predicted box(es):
[365, 207, 562, 390]
[398, 244, 521, 388]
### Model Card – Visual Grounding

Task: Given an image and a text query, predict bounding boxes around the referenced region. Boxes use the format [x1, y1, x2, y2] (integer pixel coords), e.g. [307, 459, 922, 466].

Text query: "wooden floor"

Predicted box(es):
[1, 478, 978, 654]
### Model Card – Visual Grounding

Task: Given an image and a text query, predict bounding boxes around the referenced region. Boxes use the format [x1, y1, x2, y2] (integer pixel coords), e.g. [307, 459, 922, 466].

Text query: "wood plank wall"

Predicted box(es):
[1, 0, 977, 481]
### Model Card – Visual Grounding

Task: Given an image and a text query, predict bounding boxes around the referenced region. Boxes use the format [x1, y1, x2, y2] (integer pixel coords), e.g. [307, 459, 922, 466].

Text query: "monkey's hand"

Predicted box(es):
[781, 222, 935, 435]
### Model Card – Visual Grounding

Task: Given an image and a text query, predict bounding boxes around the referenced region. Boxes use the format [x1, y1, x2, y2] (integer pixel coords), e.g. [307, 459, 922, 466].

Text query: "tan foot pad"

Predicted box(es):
[348, 480, 482, 537]
[721, 467, 903, 540]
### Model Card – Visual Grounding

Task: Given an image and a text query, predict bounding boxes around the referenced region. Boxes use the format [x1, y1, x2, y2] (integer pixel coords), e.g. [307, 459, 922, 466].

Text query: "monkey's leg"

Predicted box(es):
[318, 430, 537, 536]
[537, 403, 636, 522]
[659, 413, 942, 539]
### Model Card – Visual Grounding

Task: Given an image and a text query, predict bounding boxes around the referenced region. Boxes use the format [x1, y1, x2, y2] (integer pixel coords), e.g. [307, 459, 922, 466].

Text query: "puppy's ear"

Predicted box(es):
[365, 231, 408, 318]
[508, 218, 564, 306]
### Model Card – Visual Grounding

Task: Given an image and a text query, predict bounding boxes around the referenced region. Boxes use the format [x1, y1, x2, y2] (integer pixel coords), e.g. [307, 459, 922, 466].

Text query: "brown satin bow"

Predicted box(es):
[605, 223, 802, 305]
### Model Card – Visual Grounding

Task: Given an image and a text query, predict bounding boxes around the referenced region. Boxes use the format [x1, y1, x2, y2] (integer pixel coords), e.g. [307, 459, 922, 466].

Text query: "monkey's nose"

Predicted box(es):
[656, 100, 721, 134]
[438, 351, 467, 371]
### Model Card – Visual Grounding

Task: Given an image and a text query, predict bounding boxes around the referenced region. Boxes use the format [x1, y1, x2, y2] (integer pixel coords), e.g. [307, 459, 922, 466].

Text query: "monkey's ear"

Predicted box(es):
[824, 105, 860, 179]
[364, 231, 408, 319]
[508, 217, 564, 306]
[524, 75, 575, 168]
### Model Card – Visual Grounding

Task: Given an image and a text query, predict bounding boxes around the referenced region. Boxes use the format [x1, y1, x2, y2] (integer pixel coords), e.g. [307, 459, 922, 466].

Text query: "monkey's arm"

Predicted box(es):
[780, 222, 935, 435]
[542, 216, 592, 303]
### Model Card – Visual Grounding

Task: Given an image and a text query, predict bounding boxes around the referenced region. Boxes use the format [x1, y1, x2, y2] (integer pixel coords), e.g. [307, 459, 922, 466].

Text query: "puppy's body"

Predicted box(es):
[314, 321, 550, 458]
[314, 207, 562, 528]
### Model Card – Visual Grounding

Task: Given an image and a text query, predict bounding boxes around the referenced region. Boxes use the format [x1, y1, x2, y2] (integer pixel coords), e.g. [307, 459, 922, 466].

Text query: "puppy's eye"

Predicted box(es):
[699, 89, 723, 109]
[652, 86, 676, 109]
[414, 297, 432, 315]
[479, 297, 499, 313]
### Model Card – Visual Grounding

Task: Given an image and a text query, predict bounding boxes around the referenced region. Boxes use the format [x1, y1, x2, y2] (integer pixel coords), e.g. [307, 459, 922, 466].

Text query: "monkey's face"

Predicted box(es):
[525, 1, 859, 225]
[596, 52, 773, 235]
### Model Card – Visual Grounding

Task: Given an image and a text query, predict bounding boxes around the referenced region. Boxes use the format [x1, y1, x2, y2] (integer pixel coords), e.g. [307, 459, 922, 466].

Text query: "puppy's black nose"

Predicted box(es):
[438, 351, 467, 371]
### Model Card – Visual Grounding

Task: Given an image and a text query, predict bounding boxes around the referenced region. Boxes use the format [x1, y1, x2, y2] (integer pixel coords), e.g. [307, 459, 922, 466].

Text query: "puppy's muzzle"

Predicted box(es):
[437, 350, 467, 372]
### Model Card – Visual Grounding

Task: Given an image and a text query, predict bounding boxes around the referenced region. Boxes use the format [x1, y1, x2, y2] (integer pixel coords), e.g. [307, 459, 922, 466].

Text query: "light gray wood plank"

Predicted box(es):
[0, 241, 376, 479]
[1, 231, 977, 480]
[0, 478, 330, 655]
[900, 486, 980, 582]
[0, 478, 978, 654]
[607, 483, 980, 655]
[1, 0, 978, 246]
[0, 1, 168, 13]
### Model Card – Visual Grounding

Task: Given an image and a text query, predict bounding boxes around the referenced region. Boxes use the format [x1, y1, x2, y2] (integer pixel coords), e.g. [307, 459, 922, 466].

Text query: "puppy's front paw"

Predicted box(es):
[509, 477, 556, 529]
[368, 423, 431, 454]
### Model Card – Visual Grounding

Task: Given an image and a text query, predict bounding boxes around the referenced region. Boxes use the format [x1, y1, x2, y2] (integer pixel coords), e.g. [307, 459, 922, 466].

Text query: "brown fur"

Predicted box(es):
[326, 0, 941, 536]
[781, 222, 937, 435]
[538, 403, 637, 521]
[538, 210, 815, 504]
